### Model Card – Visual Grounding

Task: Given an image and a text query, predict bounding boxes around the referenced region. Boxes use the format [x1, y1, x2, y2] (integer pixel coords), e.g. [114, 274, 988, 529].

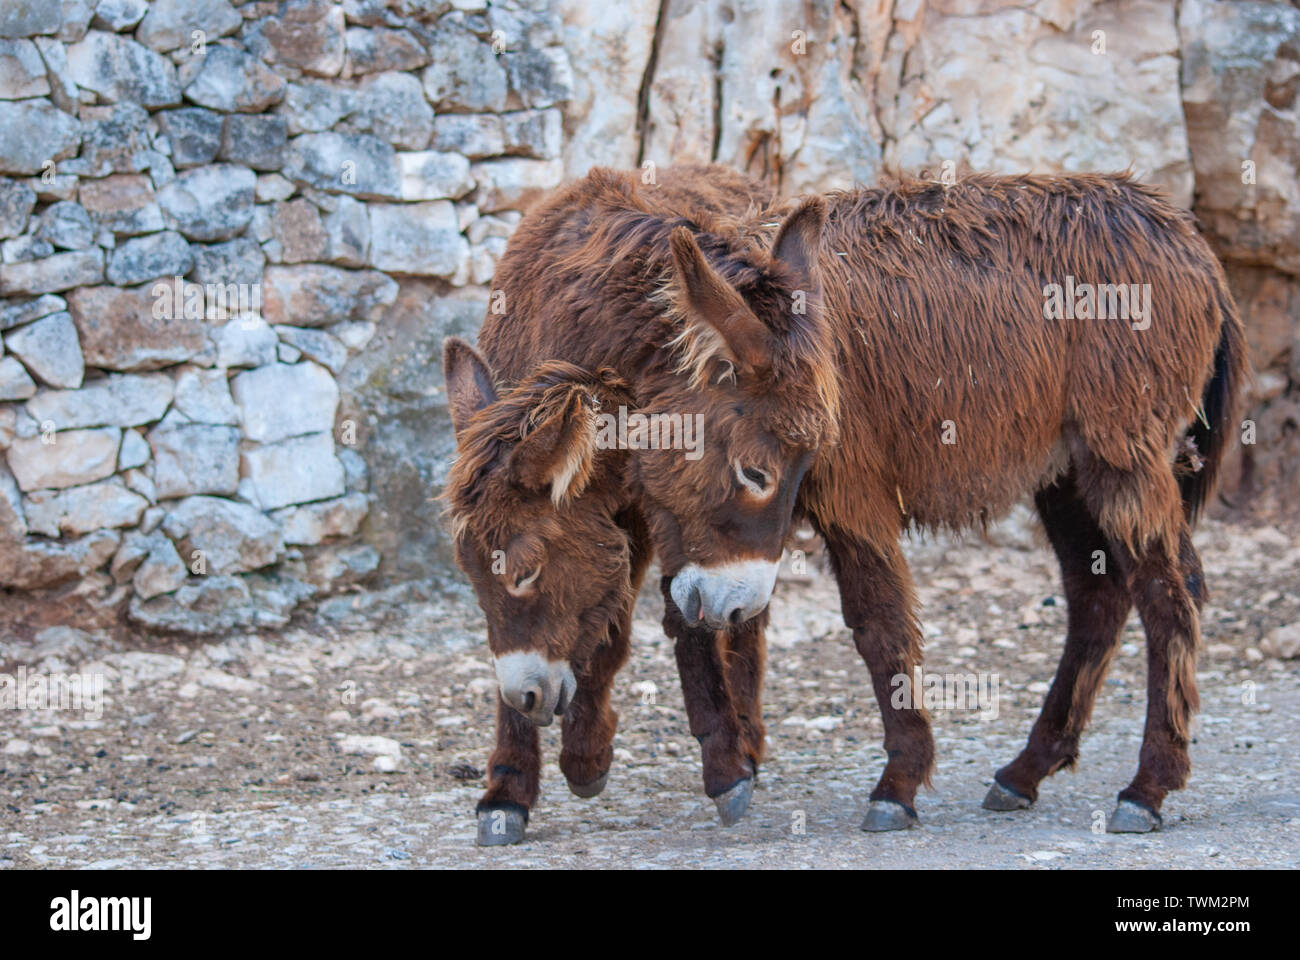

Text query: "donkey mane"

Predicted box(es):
[442, 361, 632, 540]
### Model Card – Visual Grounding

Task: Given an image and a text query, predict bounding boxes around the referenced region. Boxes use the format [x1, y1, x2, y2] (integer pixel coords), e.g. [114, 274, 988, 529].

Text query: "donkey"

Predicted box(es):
[448, 166, 1244, 840]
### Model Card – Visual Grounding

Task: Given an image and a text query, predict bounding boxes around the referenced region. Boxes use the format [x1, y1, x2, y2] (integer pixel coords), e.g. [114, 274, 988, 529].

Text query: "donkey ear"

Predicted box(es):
[443, 337, 498, 439]
[509, 389, 597, 507]
[668, 226, 771, 376]
[771, 196, 825, 286]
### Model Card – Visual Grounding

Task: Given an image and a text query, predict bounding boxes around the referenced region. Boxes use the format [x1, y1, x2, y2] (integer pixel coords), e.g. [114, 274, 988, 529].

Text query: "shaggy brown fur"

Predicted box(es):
[448, 164, 1246, 832]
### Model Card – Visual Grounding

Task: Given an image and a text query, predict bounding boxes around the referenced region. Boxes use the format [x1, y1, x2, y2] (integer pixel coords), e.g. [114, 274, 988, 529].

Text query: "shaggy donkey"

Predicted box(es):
[447, 166, 1245, 842]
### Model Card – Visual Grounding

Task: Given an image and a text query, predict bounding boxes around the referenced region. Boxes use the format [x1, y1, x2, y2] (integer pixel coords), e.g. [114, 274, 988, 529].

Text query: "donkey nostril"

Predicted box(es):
[521, 689, 537, 712]
[728, 608, 743, 625]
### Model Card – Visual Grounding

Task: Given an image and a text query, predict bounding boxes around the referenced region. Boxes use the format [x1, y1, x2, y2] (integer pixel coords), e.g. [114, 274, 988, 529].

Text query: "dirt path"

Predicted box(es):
[3, 517, 1298, 869]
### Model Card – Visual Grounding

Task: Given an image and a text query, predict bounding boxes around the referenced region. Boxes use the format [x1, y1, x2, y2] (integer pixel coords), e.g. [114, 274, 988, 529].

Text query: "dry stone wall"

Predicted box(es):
[0, 0, 1296, 636]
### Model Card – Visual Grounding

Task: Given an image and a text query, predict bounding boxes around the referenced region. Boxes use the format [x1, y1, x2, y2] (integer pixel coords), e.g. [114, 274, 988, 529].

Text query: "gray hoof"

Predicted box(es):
[566, 771, 608, 799]
[982, 780, 1033, 811]
[712, 777, 754, 826]
[476, 808, 527, 846]
[861, 800, 918, 832]
[1107, 800, 1161, 834]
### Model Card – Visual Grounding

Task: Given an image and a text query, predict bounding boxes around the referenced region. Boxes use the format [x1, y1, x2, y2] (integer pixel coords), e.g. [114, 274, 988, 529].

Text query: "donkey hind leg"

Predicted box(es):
[662, 577, 755, 826]
[1078, 460, 1203, 833]
[560, 511, 653, 799]
[984, 475, 1132, 812]
[476, 697, 541, 845]
[823, 531, 934, 832]
[559, 605, 633, 799]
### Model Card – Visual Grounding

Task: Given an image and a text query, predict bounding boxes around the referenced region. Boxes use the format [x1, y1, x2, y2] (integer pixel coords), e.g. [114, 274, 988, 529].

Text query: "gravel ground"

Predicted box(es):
[2, 515, 1298, 869]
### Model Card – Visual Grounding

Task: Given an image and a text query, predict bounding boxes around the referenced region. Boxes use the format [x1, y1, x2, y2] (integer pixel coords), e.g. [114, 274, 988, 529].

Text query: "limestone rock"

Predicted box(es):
[23, 477, 148, 537]
[68, 284, 207, 371]
[65, 29, 181, 107]
[148, 419, 239, 498]
[220, 114, 289, 171]
[137, 0, 241, 53]
[78, 174, 164, 236]
[396, 150, 474, 201]
[0, 98, 80, 175]
[157, 107, 223, 168]
[231, 360, 338, 443]
[0, 528, 119, 589]
[270, 491, 368, 545]
[0, 356, 35, 400]
[0, 249, 104, 296]
[0, 179, 35, 239]
[106, 230, 194, 286]
[36, 201, 95, 251]
[156, 164, 256, 241]
[245, 0, 346, 77]
[261, 264, 397, 327]
[0, 38, 49, 99]
[173, 366, 238, 425]
[183, 43, 285, 112]
[162, 494, 285, 574]
[368, 201, 467, 277]
[26, 372, 173, 430]
[241, 431, 345, 510]
[5, 426, 120, 491]
[282, 131, 400, 199]
[4, 311, 83, 388]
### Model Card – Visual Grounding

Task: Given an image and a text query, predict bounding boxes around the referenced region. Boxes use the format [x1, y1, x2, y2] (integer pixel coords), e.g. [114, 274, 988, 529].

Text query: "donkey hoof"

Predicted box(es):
[861, 800, 918, 832]
[712, 777, 754, 826]
[476, 808, 527, 846]
[982, 780, 1033, 812]
[567, 771, 609, 799]
[1107, 800, 1162, 834]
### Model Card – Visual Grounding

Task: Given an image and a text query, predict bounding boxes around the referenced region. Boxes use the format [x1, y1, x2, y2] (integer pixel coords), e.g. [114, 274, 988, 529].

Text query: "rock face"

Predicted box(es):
[0, 0, 1294, 633]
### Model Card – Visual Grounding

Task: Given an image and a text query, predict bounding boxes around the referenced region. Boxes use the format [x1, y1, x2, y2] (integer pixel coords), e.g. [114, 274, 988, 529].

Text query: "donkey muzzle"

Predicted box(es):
[493, 652, 577, 726]
[670, 559, 779, 630]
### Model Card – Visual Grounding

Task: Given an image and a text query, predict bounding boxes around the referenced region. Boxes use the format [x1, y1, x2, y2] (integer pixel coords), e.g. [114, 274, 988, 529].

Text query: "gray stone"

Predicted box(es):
[261, 264, 397, 327]
[280, 81, 355, 135]
[61, 102, 151, 178]
[183, 43, 285, 113]
[322, 195, 368, 266]
[212, 317, 278, 368]
[256, 173, 296, 203]
[191, 236, 265, 286]
[0, 99, 80, 175]
[157, 164, 256, 241]
[148, 420, 239, 498]
[36, 201, 94, 250]
[133, 534, 186, 599]
[502, 47, 575, 109]
[502, 108, 562, 159]
[0, 38, 49, 98]
[122, 465, 154, 502]
[277, 342, 300, 363]
[23, 477, 148, 537]
[173, 366, 237, 424]
[0, 529, 119, 589]
[270, 491, 367, 545]
[5, 426, 120, 491]
[26, 372, 173, 430]
[65, 30, 181, 106]
[339, 446, 367, 492]
[282, 132, 400, 199]
[0, 355, 35, 399]
[352, 71, 433, 150]
[78, 174, 163, 236]
[0, 456, 23, 538]
[4, 311, 83, 387]
[431, 114, 505, 159]
[0, 295, 60, 332]
[421, 27, 507, 112]
[56, 0, 97, 43]
[162, 494, 284, 574]
[368, 202, 466, 277]
[137, 0, 241, 53]
[68, 284, 207, 371]
[106, 230, 194, 286]
[470, 157, 564, 213]
[118, 427, 149, 469]
[156, 108, 222, 168]
[345, 27, 430, 75]
[1, 235, 51, 264]
[396, 151, 474, 201]
[241, 430, 344, 509]
[231, 360, 338, 443]
[32, 36, 78, 112]
[128, 572, 308, 634]
[220, 114, 288, 171]
[0, 0, 62, 38]
[273, 326, 348, 374]
[0, 179, 35, 238]
[92, 0, 149, 32]
[305, 542, 380, 592]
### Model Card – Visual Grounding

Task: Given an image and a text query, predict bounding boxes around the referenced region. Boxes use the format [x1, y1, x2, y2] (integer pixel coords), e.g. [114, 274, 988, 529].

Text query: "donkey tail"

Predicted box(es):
[1180, 283, 1247, 524]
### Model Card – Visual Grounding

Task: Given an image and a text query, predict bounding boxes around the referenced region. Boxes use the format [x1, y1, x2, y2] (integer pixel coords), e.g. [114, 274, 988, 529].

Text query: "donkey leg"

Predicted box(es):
[823, 531, 934, 831]
[662, 577, 754, 826]
[722, 608, 769, 775]
[476, 697, 540, 846]
[985, 477, 1132, 811]
[559, 611, 632, 799]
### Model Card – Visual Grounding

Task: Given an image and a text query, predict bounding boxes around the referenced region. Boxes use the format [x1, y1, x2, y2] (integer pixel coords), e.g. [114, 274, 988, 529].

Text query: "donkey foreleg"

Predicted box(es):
[823, 530, 934, 831]
[476, 696, 541, 846]
[662, 578, 755, 826]
[560, 608, 633, 798]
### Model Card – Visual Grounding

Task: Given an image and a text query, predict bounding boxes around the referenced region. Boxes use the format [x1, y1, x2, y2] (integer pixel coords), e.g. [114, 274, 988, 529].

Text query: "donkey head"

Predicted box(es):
[443, 339, 634, 725]
[642, 197, 837, 629]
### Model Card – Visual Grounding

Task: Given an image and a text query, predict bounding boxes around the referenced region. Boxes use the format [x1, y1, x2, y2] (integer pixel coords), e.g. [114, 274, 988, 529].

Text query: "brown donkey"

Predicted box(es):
[449, 167, 1244, 840]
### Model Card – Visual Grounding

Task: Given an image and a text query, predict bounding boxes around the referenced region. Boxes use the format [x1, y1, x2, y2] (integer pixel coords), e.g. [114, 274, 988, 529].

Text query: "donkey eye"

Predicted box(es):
[735, 462, 771, 496]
